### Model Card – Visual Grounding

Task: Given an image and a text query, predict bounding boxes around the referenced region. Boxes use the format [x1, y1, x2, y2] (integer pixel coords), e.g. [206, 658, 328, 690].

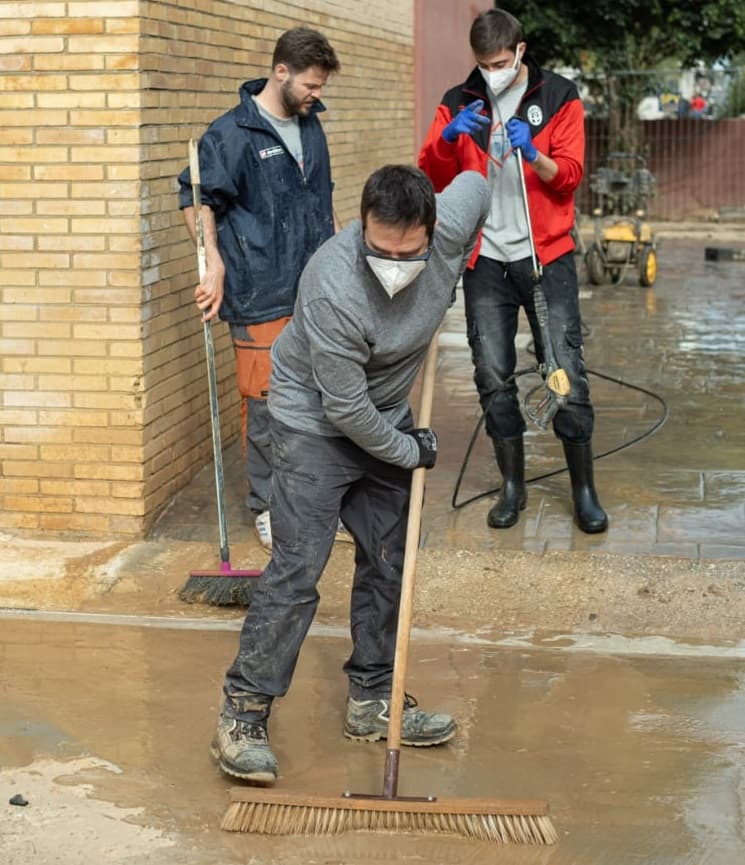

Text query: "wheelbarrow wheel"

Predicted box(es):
[585, 243, 605, 285]
[639, 246, 657, 286]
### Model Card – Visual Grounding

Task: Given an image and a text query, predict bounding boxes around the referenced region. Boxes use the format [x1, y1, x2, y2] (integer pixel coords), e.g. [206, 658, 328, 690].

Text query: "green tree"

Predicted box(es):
[725, 57, 745, 116]
[498, 1, 745, 147]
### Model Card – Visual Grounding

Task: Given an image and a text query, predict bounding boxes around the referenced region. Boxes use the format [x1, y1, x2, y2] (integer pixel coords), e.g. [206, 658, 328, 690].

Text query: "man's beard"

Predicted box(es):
[280, 77, 310, 117]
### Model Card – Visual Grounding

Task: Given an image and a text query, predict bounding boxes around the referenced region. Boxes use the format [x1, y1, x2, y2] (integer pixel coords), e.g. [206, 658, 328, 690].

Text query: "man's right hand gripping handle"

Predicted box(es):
[408, 428, 438, 469]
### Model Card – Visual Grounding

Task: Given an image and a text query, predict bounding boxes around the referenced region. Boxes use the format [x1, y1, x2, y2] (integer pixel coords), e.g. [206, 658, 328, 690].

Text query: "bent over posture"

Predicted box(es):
[211, 166, 490, 784]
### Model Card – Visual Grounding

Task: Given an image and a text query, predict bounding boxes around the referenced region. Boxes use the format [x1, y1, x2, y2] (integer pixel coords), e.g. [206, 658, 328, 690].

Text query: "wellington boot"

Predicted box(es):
[487, 437, 527, 529]
[563, 440, 608, 534]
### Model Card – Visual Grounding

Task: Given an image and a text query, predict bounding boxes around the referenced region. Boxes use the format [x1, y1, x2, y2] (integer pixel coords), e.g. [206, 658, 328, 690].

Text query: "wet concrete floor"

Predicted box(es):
[2, 611, 745, 865]
[2, 233, 745, 863]
[425, 234, 745, 561]
[152, 235, 745, 561]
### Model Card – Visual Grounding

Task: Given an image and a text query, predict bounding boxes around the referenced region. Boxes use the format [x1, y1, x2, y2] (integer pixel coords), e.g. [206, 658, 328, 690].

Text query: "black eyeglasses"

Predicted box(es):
[362, 237, 432, 263]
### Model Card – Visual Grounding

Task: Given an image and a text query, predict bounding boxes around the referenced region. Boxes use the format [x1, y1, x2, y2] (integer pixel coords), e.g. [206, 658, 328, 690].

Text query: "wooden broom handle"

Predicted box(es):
[383, 334, 439, 798]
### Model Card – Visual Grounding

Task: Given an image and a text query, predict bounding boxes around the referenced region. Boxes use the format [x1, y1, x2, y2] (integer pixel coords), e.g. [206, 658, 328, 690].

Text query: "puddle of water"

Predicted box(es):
[0, 757, 177, 864]
[1, 618, 744, 864]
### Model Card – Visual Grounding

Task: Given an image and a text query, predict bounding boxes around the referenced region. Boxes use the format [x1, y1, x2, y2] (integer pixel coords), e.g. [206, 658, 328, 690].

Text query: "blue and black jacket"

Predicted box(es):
[178, 78, 335, 324]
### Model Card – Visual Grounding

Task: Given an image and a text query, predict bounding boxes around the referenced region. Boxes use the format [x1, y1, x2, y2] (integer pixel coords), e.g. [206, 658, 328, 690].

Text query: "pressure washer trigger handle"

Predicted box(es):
[546, 368, 571, 401]
[534, 391, 559, 430]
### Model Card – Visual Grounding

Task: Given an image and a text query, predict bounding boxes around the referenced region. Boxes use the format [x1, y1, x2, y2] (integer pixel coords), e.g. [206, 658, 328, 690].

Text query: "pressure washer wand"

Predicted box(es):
[515, 147, 570, 428]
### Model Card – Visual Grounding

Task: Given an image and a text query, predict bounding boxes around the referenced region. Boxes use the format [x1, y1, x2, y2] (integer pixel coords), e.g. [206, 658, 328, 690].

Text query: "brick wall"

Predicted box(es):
[0, 1, 145, 535]
[0, 1, 415, 538]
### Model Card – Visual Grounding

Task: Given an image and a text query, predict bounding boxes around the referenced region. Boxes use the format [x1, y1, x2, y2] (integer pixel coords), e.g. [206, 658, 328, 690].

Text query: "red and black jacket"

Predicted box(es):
[418, 56, 584, 266]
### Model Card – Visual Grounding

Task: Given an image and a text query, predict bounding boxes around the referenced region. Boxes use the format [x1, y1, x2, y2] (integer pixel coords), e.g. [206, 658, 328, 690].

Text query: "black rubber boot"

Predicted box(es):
[562, 441, 608, 534]
[487, 437, 527, 529]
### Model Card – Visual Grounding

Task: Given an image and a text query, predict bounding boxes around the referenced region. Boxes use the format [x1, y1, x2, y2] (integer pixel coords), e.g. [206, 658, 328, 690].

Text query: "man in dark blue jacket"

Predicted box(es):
[178, 28, 344, 552]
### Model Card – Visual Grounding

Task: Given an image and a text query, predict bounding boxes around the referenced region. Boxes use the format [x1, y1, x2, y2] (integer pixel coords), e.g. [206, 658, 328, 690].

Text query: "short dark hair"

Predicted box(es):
[272, 27, 340, 75]
[469, 9, 522, 57]
[360, 165, 436, 241]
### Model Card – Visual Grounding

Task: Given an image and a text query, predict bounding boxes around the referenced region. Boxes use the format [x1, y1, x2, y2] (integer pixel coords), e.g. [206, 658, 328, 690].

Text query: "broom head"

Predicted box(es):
[179, 567, 262, 607]
[221, 788, 558, 844]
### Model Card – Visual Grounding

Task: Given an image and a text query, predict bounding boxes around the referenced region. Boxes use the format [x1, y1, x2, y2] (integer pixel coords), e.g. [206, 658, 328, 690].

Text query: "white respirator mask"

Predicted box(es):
[364, 244, 432, 299]
[480, 47, 522, 96]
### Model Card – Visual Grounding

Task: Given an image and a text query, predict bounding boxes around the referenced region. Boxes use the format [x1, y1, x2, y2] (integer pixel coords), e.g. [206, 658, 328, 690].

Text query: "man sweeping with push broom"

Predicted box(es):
[212, 165, 557, 843]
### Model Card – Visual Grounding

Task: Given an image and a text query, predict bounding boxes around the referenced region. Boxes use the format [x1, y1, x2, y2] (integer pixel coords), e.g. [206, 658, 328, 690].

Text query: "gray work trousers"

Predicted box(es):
[223, 417, 412, 721]
[245, 396, 271, 513]
[229, 322, 275, 514]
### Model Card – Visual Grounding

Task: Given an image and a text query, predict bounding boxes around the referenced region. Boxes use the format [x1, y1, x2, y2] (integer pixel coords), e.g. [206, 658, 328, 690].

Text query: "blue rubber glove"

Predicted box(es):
[506, 117, 538, 162]
[442, 100, 490, 143]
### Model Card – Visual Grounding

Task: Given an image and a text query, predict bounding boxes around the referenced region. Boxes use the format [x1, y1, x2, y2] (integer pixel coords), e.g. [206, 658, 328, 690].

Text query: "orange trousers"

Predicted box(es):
[231, 316, 292, 455]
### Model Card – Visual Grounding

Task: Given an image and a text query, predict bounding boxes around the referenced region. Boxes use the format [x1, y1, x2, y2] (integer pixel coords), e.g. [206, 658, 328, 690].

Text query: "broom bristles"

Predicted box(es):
[179, 570, 261, 607]
[220, 790, 558, 844]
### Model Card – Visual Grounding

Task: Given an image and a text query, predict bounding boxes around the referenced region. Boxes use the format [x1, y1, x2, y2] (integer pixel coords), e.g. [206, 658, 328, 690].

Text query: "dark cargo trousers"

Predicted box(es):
[463, 251, 594, 444]
[223, 417, 412, 722]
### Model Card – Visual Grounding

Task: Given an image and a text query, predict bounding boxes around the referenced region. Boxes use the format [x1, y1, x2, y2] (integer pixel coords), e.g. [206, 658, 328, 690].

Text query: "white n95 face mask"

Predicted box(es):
[480, 48, 522, 96]
[365, 255, 428, 298]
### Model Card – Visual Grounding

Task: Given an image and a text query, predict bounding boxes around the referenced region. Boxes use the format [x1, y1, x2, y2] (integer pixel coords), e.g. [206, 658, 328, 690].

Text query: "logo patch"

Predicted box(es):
[259, 145, 284, 159]
[526, 105, 543, 126]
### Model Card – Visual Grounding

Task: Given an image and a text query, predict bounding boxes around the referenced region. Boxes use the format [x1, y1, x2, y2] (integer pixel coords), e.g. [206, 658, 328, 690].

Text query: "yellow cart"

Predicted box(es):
[584, 152, 658, 287]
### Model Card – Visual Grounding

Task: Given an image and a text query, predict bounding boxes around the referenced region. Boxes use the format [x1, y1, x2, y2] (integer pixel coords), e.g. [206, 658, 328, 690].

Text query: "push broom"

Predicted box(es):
[220, 335, 558, 843]
[178, 139, 262, 607]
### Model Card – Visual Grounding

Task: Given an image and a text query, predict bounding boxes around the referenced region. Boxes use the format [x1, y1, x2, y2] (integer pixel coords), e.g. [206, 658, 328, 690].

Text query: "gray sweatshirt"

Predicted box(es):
[268, 170, 490, 469]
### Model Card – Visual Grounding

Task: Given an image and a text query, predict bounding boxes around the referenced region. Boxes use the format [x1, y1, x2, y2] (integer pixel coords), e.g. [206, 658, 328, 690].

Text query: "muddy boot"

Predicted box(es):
[211, 716, 278, 784]
[562, 440, 608, 534]
[487, 436, 527, 529]
[344, 694, 456, 747]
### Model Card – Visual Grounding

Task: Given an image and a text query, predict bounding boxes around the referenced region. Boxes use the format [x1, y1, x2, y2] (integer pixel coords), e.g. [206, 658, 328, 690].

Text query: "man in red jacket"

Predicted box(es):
[419, 8, 607, 534]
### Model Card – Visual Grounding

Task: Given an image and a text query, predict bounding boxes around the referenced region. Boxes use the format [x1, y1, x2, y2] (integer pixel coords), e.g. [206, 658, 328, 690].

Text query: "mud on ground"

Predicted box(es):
[3, 534, 745, 646]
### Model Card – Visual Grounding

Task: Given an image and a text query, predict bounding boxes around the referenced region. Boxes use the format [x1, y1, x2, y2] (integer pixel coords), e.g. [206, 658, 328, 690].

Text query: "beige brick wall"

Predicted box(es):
[1, 0, 414, 538]
[0, 1, 145, 535]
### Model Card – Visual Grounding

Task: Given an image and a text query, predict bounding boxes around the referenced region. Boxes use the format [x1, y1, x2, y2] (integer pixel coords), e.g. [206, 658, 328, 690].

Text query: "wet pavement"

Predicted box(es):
[151, 235, 745, 561]
[2, 611, 745, 864]
[2, 232, 745, 863]
[425, 234, 745, 561]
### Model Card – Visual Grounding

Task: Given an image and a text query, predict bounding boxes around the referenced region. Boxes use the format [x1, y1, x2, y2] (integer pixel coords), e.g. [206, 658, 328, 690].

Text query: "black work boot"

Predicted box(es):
[487, 437, 527, 529]
[562, 441, 609, 534]
[210, 693, 277, 784]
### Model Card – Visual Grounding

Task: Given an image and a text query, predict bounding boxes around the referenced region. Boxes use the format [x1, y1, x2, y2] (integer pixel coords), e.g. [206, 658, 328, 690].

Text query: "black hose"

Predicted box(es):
[450, 327, 669, 510]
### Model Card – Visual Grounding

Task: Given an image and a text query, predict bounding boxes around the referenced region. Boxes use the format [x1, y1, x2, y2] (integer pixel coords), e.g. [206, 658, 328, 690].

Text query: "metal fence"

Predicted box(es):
[579, 116, 745, 221]
[571, 65, 745, 221]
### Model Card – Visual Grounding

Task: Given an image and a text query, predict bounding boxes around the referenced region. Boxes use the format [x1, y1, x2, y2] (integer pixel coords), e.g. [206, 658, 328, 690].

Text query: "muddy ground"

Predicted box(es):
[2, 226, 745, 864]
[2, 531, 745, 644]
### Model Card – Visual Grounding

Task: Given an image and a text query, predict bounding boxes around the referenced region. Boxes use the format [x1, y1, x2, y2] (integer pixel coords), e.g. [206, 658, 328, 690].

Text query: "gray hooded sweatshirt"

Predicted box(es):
[268, 170, 490, 469]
